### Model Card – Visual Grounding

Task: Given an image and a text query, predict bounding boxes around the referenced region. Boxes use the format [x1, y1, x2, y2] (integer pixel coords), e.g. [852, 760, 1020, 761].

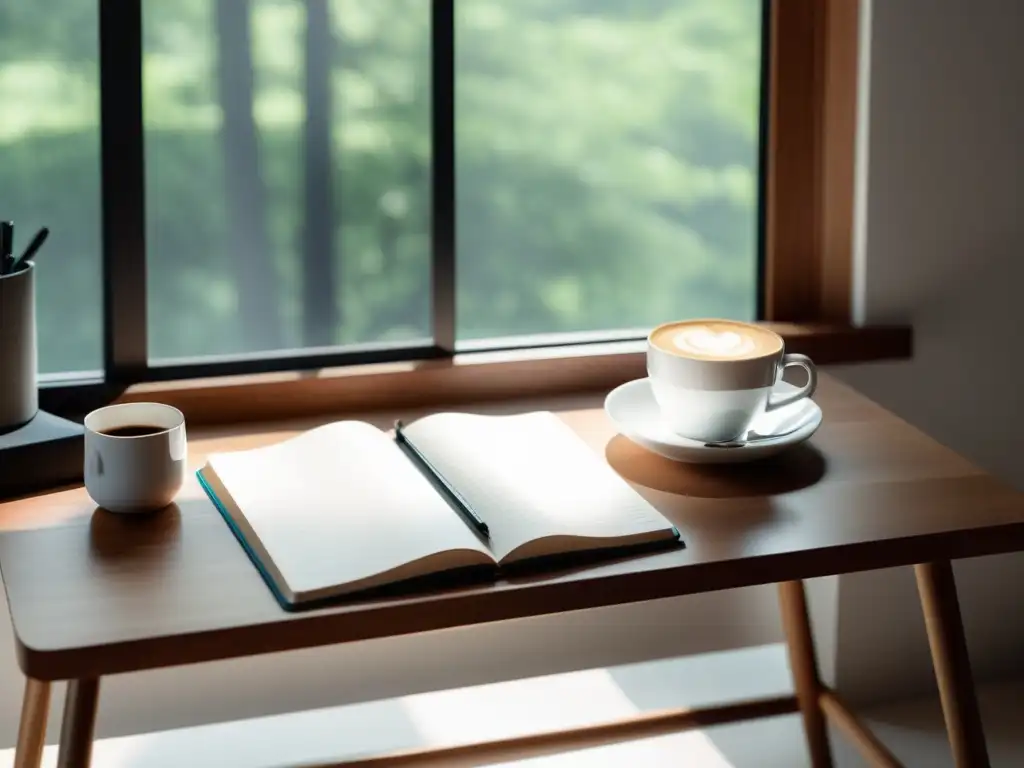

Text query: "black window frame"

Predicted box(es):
[41, 0, 771, 413]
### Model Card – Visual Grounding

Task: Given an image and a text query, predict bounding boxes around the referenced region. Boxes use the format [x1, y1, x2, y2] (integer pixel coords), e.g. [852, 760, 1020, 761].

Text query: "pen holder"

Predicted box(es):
[0, 261, 38, 432]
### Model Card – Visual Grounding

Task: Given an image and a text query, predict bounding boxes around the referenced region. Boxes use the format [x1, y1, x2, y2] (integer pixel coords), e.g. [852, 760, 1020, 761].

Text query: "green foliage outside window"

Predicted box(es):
[0, 0, 761, 372]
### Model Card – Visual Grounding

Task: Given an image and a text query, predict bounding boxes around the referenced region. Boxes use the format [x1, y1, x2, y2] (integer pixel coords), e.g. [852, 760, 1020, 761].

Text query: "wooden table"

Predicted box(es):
[2, 374, 1023, 768]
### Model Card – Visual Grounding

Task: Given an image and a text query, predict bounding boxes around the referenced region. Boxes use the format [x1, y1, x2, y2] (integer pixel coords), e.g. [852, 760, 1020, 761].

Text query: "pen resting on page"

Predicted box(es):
[394, 419, 491, 538]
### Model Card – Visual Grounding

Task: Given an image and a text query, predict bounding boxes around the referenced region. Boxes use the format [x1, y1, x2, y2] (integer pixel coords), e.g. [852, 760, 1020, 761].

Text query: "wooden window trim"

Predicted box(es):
[100, 0, 899, 427]
[117, 324, 909, 426]
[765, 0, 861, 321]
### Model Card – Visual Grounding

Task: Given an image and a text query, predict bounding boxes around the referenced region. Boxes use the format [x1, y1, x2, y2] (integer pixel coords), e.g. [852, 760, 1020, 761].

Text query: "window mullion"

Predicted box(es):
[99, 0, 148, 383]
[430, 0, 456, 354]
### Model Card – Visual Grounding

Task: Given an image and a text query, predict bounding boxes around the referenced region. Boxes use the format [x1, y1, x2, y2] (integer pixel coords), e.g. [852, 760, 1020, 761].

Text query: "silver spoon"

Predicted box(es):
[704, 423, 807, 449]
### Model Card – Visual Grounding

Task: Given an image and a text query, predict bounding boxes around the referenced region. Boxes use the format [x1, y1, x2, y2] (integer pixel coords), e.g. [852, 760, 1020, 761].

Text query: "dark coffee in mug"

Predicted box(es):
[99, 424, 167, 438]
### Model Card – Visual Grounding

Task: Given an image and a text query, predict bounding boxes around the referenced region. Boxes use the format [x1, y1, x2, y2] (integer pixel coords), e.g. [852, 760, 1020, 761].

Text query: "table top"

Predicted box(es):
[3, 374, 1024, 681]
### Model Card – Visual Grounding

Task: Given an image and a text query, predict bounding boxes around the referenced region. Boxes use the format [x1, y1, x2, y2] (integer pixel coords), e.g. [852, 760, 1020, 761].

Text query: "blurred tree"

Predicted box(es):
[301, 0, 337, 346]
[214, 0, 282, 350]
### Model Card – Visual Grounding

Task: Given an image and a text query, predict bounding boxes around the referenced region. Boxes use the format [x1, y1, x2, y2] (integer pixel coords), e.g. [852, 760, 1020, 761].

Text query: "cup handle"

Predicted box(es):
[766, 353, 817, 412]
[92, 450, 104, 477]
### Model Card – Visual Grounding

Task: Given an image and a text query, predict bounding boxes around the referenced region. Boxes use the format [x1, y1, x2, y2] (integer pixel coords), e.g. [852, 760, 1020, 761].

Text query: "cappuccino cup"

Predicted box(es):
[647, 319, 817, 443]
[84, 402, 187, 513]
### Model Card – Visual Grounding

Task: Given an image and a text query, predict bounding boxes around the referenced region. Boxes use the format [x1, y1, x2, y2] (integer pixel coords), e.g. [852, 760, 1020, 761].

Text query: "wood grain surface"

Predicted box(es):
[2, 374, 1023, 681]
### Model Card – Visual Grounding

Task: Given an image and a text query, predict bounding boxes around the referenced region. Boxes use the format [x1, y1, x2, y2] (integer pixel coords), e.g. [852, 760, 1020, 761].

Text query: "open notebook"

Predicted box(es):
[197, 411, 680, 610]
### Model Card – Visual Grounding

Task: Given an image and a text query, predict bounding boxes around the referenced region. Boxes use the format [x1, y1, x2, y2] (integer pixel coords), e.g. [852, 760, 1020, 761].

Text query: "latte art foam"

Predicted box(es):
[650, 320, 781, 361]
[672, 328, 756, 358]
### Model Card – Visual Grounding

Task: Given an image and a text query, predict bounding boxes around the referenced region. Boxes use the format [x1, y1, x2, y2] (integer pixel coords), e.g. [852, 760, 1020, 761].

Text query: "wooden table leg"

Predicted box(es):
[778, 580, 833, 768]
[14, 677, 51, 768]
[56, 678, 101, 768]
[915, 561, 990, 768]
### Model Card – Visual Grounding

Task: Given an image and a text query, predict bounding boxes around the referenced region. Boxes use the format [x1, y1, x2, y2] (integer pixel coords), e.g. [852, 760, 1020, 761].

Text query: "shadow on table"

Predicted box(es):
[605, 436, 827, 498]
[89, 503, 183, 562]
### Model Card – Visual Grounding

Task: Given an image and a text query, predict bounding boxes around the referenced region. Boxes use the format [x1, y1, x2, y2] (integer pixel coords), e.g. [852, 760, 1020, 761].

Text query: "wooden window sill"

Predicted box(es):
[114, 324, 910, 427]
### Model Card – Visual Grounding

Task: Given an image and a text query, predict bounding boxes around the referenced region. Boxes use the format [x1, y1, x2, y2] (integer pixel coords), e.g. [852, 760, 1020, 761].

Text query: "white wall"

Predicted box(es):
[831, 0, 1024, 703]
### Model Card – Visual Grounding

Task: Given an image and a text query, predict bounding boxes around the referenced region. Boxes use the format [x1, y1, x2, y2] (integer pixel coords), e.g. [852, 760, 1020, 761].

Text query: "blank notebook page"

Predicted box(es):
[207, 422, 488, 596]
[403, 412, 671, 562]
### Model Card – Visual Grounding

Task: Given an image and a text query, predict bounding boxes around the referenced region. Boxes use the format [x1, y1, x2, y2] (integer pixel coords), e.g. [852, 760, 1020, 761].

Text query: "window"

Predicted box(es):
[143, 0, 432, 360]
[139, 0, 760, 363]
[456, 1, 763, 341]
[32, 0, 874, 414]
[0, 2, 103, 374]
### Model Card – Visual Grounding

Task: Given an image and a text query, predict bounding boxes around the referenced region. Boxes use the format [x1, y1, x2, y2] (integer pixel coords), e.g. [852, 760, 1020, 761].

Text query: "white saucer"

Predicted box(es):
[604, 378, 822, 464]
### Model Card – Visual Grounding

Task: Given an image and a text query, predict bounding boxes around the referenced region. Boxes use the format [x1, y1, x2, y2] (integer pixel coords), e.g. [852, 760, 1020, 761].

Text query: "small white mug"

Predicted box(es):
[648, 320, 817, 443]
[83, 402, 187, 514]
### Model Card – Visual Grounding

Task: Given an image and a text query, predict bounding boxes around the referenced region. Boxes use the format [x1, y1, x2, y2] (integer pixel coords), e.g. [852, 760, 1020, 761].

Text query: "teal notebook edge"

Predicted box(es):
[197, 468, 501, 612]
[196, 468, 297, 613]
[197, 467, 684, 613]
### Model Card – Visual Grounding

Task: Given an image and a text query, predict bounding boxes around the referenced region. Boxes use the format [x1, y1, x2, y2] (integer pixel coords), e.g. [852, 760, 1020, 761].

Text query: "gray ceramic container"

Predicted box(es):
[0, 261, 38, 431]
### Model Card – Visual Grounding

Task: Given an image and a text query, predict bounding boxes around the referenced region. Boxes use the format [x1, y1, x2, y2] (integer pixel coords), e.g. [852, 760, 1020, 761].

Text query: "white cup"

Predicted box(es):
[647, 320, 817, 443]
[83, 402, 187, 514]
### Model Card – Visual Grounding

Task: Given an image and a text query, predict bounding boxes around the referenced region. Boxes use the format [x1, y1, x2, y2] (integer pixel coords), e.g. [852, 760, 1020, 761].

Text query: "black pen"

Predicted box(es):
[394, 420, 490, 537]
[0, 222, 13, 276]
[13, 226, 49, 272]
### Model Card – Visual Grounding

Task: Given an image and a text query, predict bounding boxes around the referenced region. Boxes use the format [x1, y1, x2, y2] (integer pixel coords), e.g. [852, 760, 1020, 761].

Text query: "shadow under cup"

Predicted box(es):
[83, 402, 188, 514]
[647, 323, 817, 443]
